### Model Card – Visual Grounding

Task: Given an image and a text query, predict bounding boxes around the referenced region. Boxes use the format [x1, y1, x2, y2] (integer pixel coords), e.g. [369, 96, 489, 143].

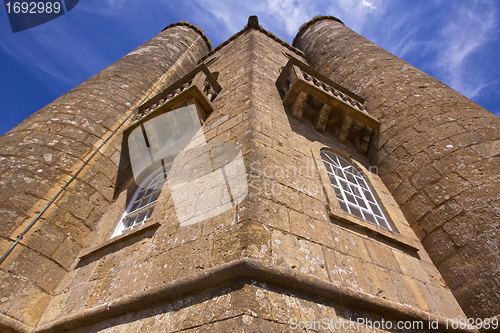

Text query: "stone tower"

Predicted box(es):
[0, 15, 497, 332]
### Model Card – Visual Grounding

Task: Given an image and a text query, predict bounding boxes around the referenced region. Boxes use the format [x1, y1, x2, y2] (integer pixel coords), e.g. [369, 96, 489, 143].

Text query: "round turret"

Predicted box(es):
[294, 16, 500, 318]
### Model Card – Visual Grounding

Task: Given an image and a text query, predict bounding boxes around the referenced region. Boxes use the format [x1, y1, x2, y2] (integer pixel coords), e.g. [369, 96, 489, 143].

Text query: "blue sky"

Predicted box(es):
[1, 0, 499, 136]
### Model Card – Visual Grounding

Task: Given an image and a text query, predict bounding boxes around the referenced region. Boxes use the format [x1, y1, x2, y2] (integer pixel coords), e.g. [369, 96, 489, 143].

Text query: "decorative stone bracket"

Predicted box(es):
[276, 56, 379, 154]
[126, 63, 222, 133]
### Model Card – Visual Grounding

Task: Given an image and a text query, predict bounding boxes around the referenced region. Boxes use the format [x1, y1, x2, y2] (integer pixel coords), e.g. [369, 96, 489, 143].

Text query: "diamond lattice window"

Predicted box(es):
[112, 166, 169, 237]
[321, 150, 391, 230]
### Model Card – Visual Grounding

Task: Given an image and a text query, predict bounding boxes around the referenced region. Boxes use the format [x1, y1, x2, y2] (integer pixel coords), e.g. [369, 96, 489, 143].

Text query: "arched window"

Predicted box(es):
[112, 166, 169, 237]
[320, 150, 391, 231]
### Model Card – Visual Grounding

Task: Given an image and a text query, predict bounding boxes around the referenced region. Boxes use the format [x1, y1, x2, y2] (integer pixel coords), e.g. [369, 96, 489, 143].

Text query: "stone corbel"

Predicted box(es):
[315, 103, 331, 132]
[291, 91, 308, 120]
[338, 115, 353, 144]
[359, 127, 373, 155]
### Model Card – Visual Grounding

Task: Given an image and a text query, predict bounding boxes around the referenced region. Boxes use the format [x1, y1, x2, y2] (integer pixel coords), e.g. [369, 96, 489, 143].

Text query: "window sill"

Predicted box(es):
[79, 221, 160, 260]
[328, 204, 420, 252]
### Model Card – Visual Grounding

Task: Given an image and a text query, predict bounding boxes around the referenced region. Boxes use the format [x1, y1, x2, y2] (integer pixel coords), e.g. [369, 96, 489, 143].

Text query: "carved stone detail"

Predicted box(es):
[291, 91, 307, 120]
[132, 63, 222, 125]
[276, 56, 379, 154]
[315, 103, 331, 132]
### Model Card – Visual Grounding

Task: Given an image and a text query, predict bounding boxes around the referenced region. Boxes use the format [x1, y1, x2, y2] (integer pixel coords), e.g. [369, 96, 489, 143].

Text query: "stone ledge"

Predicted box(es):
[0, 313, 31, 333]
[33, 258, 477, 333]
[328, 204, 421, 253]
[78, 221, 160, 260]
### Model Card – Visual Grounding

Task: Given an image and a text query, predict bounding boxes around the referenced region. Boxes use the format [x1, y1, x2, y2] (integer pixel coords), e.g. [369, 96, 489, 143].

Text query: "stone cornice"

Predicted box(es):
[32, 258, 478, 333]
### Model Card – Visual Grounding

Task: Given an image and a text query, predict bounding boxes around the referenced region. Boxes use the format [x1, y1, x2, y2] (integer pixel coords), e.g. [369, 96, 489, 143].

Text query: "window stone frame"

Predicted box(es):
[311, 142, 420, 252]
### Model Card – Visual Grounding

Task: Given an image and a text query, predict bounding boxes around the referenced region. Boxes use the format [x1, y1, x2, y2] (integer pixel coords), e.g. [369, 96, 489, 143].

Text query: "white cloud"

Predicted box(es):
[362, 0, 377, 10]
[434, 3, 498, 98]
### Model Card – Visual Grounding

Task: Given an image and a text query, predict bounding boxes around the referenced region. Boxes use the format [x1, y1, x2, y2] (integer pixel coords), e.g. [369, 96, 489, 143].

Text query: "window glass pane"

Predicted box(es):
[339, 179, 350, 192]
[328, 173, 337, 186]
[377, 216, 390, 229]
[349, 205, 363, 219]
[123, 217, 133, 228]
[135, 211, 147, 225]
[350, 184, 361, 197]
[369, 202, 382, 216]
[356, 177, 368, 189]
[333, 186, 342, 198]
[363, 189, 375, 202]
[138, 196, 151, 209]
[355, 196, 367, 209]
[332, 166, 342, 177]
[150, 190, 161, 204]
[131, 201, 140, 212]
[338, 201, 348, 212]
[363, 212, 376, 223]
[345, 193, 356, 204]
[338, 157, 351, 169]
[346, 172, 357, 184]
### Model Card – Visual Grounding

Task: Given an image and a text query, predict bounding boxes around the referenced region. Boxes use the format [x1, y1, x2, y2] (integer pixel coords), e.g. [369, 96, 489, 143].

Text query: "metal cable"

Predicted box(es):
[0, 35, 201, 265]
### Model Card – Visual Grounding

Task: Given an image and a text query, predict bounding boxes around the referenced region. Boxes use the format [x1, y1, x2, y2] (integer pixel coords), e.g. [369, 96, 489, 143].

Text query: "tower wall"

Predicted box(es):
[293, 16, 500, 318]
[0, 23, 210, 329]
[31, 20, 468, 332]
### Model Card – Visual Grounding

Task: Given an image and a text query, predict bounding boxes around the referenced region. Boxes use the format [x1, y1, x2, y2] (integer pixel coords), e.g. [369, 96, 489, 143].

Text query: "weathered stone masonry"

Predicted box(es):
[0, 15, 496, 332]
[0, 22, 210, 330]
[293, 16, 500, 318]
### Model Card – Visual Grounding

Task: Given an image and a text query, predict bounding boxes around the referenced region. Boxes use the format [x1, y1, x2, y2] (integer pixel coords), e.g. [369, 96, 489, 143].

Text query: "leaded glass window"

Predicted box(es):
[112, 166, 169, 237]
[321, 150, 391, 230]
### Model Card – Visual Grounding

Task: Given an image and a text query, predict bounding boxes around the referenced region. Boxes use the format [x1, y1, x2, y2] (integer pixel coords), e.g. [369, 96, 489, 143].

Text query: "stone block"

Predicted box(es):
[106, 260, 153, 301]
[410, 165, 441, 191]
[401, 192, 434, 225]
[239, 196, 290, 232]
[392, 250, 430, 284]
[271, 229, 328, 280]
[38, 293, 69, 325]
[6, 283, 51, 327]
[8, 247, 66, 293]
[330, 227, 372, 262]
[44, 210, 91, 247]
[20, 222, 65, 259]
[289, 210, 334, 245]
[418, 199, 463, 234]
[299, 193, 327, 222]
[423, 172, 471, 205]
[51, 237, 82, 270]
[83, 278, 110, 310]
[0, 270, 27, 314]
[147, 236, 212, 288]
[213, 222, 270, 265]
[392, 179, 417, 206]
[0, 208, 26, 238]
[324, 248, 370, 294]
[362, 262, 400, 301]
[364, 239, 401, 273]
[422, 228, 456, 266]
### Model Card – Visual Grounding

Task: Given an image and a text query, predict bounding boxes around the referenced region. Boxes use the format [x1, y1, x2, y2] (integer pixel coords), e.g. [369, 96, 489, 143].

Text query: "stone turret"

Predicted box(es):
[294, 15, 500, 318]
[0, 22, 210, 330]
